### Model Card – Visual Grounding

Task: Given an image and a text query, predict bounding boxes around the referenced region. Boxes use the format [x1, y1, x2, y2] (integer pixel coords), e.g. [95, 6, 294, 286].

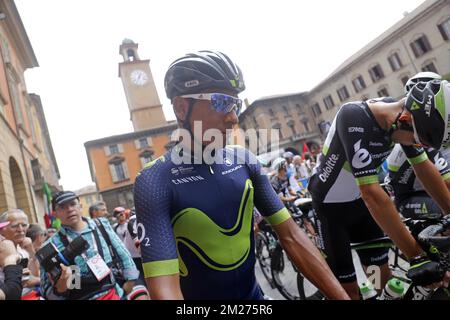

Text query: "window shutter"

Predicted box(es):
[122, 162, 130, 179]
[109, 164, 118, 182]
[410, 42, 419, 58]
[438, 23, 449, 40]
[134, 139, 140, 149]
[104, 146, 111, 156]
[118, 144, 124, 153]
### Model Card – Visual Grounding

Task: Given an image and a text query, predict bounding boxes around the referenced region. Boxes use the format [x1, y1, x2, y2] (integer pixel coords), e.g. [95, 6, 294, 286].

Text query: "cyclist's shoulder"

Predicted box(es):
[224, 145, 259, 165]
[136, 153, 171, 178]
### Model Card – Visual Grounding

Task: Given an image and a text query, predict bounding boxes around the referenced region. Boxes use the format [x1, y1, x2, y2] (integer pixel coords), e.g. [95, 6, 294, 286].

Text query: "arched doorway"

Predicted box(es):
[9, 157, 32, 220]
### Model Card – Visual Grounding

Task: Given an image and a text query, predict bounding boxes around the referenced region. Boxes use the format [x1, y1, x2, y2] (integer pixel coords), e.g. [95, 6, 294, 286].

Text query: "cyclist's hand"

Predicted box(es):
[407, 256, 446, 287]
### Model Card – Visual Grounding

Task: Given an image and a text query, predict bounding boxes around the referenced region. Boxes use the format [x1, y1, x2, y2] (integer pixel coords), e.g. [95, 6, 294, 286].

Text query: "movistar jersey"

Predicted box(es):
[134, 145, 290, 299]
[308, 101, 428, 203]
[386, 144, 450, 202]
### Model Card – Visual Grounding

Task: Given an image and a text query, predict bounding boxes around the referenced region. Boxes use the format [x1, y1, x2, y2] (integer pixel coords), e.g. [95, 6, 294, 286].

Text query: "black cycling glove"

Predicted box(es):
[407, 256, 445, 287]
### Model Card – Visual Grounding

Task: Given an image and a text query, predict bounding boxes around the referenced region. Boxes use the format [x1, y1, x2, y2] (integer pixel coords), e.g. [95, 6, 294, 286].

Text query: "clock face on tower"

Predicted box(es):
[130, 69, 149, 86]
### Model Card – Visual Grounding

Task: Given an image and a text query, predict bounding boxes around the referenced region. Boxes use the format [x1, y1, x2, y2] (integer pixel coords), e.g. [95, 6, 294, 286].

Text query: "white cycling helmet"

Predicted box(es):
[404, 72, 442, 93]
[271, 157, 287, 171]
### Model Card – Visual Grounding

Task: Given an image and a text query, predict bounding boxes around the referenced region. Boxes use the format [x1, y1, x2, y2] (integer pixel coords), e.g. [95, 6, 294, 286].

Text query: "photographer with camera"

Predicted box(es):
[0, 209, 41, 299]
[39, 191, 146, 300]
[0, 220, 23, 300]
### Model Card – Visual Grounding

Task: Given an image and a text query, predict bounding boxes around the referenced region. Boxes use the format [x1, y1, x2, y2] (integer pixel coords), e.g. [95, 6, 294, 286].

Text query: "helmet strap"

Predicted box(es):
[387, 105, 405, 137]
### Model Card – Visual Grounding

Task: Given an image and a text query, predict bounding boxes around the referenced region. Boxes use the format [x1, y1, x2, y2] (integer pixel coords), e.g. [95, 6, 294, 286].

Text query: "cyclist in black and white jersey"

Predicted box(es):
[386, 145, 450, 219]
[385, 72, 449, 220]
[308, 80, 450, 299]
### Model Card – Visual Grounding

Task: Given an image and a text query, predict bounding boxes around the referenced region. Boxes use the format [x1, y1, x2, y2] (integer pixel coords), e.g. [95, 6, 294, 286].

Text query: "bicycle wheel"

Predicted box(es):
[296, 270, 324, 300]
[271, 246, 302, 300]
[255, 231, 275, 288]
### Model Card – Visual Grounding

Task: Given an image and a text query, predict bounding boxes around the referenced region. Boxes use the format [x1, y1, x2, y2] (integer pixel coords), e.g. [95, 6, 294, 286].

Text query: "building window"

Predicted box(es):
[410, 35, 432, 58]
[31, 159, 42, 183]
[282, 105, 290, 117]
[110, 144, 119, 154]
[377, 87, 390, 97]
[108, 158, 129, 183]
[400, 75, 410, 87]
[438, 18, 450, 40]
[422, 61, 438, 73]
[135, 137, 152, 150]
[303, 121, 310, 132]
[323, 95, 335, 110]
[272, 123, 282, 139]
[337, 86, 350, 102]
[388, 52, 403, 71]
[138, 137, 148, 149]
[287, 120, 296, 136]
[352, 75, 366, 93]
[140, 150, 154, 168]
[311, 103, 322, 118]
[268, 108, 275, 117]
[369, 64, 385, 83]
[86, 195, 94, 206]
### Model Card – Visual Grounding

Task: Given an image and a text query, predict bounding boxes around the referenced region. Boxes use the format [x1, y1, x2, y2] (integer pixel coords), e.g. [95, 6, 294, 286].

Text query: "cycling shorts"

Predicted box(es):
[313, 198, 389, 283]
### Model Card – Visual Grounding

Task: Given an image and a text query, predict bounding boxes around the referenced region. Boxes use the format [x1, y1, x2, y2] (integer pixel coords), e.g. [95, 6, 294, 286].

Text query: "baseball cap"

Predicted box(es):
[0, 220, 10, 229]
[52, 191, 79, 210]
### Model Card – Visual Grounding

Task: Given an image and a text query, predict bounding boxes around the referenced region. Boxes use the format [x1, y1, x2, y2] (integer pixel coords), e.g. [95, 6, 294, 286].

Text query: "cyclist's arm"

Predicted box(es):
[409, 148, 450, 214]
[359, 183, 422, 258]
[147, 275, 183, 300]
[272, 219, 350, 300]
[413, 160, 450, 213]
[134, 159, 183, 300]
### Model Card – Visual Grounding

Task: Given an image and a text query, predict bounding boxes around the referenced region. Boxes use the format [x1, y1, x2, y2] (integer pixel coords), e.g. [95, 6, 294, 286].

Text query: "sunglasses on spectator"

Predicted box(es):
[180, 93, 242, 116]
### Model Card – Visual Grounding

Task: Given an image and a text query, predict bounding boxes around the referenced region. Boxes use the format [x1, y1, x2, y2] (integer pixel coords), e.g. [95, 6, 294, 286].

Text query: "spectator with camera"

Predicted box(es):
[39, 191, 147, 300]
[0, 220, 23, 300]
[0, 209, 41, 299]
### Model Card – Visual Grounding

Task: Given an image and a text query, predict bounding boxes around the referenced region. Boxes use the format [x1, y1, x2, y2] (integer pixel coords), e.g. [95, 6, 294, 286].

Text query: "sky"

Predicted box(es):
[14, 0, 426, 191]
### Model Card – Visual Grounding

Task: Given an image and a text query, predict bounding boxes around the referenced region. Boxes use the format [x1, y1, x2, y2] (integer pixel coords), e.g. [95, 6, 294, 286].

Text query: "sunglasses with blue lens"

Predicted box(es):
[181, 93, 242, 116]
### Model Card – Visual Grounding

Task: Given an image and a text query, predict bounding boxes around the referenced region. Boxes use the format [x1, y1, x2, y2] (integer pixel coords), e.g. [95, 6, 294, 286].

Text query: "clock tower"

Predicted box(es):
[118, 39, 167, 131]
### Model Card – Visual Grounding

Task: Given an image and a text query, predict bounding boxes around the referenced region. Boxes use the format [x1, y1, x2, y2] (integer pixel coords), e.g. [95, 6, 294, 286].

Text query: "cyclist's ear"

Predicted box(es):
[173, 96, 190, 122]
[399, 111, 412, 123]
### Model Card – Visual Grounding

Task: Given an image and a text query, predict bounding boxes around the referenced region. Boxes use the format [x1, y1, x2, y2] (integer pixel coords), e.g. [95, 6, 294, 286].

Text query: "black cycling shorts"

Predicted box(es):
[313, 198, 389, 283]
[396, 191, 443, 219]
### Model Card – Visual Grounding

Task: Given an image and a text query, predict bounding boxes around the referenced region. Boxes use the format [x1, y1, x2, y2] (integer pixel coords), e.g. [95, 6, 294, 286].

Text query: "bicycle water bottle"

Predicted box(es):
[411, 286, 433, 300]
[379, 278, 405, 300]
[359, 281, 378, 300]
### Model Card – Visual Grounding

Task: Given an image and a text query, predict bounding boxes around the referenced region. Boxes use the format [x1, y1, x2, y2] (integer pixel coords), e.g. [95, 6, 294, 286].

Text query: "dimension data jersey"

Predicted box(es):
[308, 101, 428, 203]
[386, 144, 450, 202]
[134, 145, 290, 299]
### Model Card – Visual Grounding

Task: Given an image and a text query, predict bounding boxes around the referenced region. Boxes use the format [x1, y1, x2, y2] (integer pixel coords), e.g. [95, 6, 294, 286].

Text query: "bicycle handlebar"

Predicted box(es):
[417, 216, 450, 253]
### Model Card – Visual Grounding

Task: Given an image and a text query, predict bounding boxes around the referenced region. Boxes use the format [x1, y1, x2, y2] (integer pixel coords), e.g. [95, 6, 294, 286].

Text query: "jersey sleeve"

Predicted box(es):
[134, 158, 179, 278]
[427, 148, 450, 180]
[401, 145, 428, 165]
[242, 147, 290, 226]
[336, 105, 380, 186]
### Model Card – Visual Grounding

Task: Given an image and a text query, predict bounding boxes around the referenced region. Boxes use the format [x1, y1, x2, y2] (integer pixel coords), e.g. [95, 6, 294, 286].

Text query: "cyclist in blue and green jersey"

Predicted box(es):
[134, 51, 349, 300]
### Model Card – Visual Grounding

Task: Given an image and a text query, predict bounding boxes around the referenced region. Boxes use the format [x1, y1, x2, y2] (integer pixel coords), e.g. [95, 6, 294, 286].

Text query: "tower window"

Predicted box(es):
[127, 49, 136, 62]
